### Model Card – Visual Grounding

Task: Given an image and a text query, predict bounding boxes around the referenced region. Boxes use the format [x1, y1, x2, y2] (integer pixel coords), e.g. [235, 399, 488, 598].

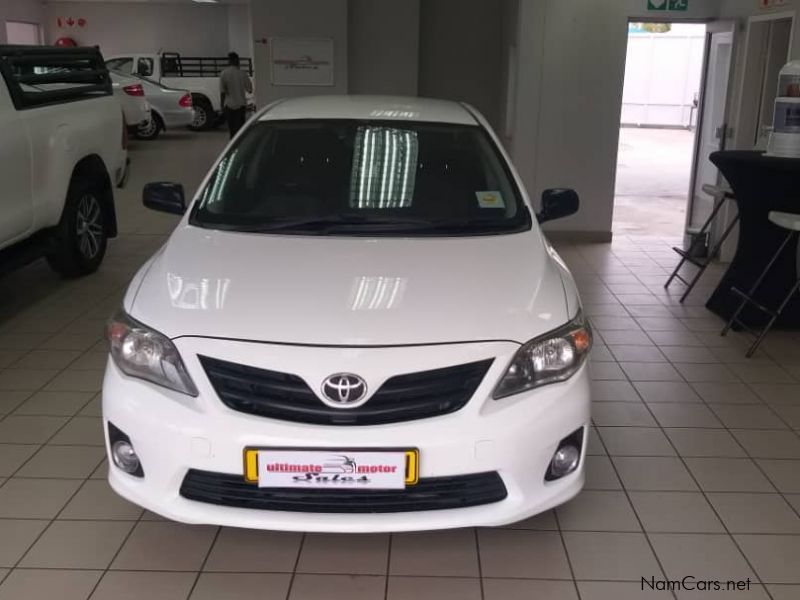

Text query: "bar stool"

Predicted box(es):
[664, 184, 739, 303]
[721, 210, 800, 357]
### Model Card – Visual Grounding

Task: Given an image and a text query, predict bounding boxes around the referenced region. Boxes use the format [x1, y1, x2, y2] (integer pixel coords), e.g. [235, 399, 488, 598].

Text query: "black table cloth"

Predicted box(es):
[706, 150, 800, 329]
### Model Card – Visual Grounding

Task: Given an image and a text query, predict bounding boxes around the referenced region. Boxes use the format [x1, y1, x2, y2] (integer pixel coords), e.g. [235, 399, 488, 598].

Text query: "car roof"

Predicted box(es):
[259, 95, 479, 126]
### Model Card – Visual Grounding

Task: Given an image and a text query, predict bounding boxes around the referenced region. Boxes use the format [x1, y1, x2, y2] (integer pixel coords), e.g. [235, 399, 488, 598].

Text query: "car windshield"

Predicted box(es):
[190, 119, 531, 236]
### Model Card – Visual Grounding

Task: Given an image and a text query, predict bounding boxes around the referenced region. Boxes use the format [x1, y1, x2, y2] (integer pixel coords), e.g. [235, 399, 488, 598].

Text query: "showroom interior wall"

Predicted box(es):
[0, 0, 43, 44]
[41, 1, 230, 56]
[227, 3, 253, 60]
[348, 0, 419, 96]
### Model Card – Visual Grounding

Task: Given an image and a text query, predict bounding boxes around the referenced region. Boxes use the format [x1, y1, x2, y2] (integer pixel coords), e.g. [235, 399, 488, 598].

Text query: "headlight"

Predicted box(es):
[493, 313, 592, 399]
[107, 310, 198, 396]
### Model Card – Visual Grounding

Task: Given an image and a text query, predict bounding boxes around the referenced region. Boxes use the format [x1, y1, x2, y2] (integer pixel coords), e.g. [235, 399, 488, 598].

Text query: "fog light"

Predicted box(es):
[112, 440, 140, 474]
[550, 445, 580, 478]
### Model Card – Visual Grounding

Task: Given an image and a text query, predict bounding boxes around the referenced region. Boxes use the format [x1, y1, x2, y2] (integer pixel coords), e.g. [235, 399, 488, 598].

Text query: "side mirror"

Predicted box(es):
[143, 182, 186, 215]
[538, 188, 579, 224]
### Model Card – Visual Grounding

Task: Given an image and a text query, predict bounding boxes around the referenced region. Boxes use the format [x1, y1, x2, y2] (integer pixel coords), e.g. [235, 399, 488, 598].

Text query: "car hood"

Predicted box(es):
[127, 225, 571, 346]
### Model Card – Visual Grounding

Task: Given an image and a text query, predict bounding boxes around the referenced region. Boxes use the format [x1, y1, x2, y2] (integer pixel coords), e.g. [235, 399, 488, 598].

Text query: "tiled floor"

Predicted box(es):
[1, 130, 799, 599]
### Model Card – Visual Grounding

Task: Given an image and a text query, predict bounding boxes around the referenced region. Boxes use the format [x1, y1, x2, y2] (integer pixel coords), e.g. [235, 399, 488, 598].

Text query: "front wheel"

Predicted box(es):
[46, 177, 108, 277]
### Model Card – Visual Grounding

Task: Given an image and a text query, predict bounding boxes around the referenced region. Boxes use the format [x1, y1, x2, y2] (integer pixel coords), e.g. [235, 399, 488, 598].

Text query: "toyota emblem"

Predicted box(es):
[321, 373, 368, 407]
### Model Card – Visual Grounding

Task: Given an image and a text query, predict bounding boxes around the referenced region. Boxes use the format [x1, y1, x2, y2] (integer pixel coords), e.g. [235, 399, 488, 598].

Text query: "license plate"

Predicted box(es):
[243, 448, 419, 489]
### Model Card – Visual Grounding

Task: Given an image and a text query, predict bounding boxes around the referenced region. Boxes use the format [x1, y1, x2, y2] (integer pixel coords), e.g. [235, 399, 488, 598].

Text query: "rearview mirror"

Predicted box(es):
[143, 182, 186, 215]
[538, 188, 579, 224]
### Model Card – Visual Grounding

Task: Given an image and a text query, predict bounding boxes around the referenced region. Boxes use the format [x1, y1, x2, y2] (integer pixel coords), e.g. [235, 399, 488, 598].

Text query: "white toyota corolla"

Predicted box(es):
[103, 96, 592, 532]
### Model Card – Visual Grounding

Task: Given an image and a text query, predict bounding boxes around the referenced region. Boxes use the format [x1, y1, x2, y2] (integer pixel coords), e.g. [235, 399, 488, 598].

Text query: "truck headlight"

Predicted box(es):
[493, 313, 592, 399]
[107, 310, 198, 396]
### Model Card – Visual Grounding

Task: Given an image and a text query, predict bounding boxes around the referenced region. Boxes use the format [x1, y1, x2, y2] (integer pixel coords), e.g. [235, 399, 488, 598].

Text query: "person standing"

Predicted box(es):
[219, 52, 252, 138]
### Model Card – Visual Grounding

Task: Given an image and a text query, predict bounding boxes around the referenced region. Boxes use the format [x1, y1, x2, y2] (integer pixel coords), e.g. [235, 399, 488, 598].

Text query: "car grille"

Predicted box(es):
[199, 356, 494, 425]
[180, 469, 508, 513]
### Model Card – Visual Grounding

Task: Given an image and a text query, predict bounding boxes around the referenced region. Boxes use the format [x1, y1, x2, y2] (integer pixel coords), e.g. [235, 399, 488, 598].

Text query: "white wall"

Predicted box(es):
[511, 0, 722, 239]
[42, 1, 230, 56]
[0, 0, 44, 44]
[348, 0, 419, 96]
[227, 4, 253, 59]
[250, 0, 348, 105]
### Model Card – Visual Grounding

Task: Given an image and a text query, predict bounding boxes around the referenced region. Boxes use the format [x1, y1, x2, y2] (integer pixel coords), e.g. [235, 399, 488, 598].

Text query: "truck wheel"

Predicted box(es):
[46, 176, 108, 277]
[189, 98, 213, 131]
[135, 113, 162, 140]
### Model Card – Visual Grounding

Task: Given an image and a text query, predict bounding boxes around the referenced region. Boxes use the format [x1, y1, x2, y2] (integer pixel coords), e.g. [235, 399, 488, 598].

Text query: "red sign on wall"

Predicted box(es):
[56, 16, 87, 28]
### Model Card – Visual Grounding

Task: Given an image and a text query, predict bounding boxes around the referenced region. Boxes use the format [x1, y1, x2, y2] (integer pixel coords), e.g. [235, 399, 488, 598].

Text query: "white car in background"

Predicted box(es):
[111, 74, 150, 131]
[109, 71, 194, 140]
[103, 96, 591, 532]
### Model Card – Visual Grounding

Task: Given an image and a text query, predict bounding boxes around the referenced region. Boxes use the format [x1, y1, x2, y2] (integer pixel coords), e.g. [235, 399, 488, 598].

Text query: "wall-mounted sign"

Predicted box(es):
[270, 37, 334, 87]
[56, 17, 87, 28]
[759, 0, 789, 8]
[647, 0, 688, 10]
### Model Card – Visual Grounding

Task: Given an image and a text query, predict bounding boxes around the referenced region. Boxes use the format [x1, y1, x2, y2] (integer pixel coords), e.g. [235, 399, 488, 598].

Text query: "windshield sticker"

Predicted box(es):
[476, 191, 505, 209]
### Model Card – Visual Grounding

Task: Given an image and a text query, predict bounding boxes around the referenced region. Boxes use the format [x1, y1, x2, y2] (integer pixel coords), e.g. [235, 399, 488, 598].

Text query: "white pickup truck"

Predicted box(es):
[0, 45, 129, 277]
[105, 52, 254, 131]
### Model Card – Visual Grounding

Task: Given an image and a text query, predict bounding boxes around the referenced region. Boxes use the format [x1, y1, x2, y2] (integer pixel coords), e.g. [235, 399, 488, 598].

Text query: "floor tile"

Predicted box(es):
[629, 491, 724, 533]
[620, 362, 682, 382]
[583, 455, 622, 490]
[598, 427, 675, 456]
[288, 574, 385, 600]
[768, 585, 800, 600]
[772, 405, 800, 428]
[592, 403, 657, 427]
[634, 381, 700, 403]
[589, 362, 626, 381]
[613, 457, 697, 491]
[502, 509, 558, 530]
[0, 369, 59, 391]
[0, 568, 101, 600]
[684, 458, 774, 492]
[477, 529, 571, 579]
[562, 532, 661, 580]
[20, 520, 133, 569]
[665, 428, 746, 457]
[203, 528, 301, 573]
[674, 363, 740, 383]
[386, 576, 481, 600]
[649, 533, 754, 581]
[648, 403, 722, 428]
[0, 391, 32, 415]
[48, 417, 104, 445]
[647, 330, 705, 347]
[733, 363, 796, 384]
[190, 573, 291, 600]
[390, 529, 478, 576]
[0, 444, 39, 477]
[609, 346, 666, 363]
[709, 405, 788, 430]
[750, 383, 800, 406]
[91, 571, 196, 600]
[557, 490, 641, 531]
[13, 391, 94, 416]
[597, 330, 654, 346]
[297, 534, 389, 575]
[691, 382, 761, 404]
[0, 415, 68, 444]
[577, 581, 672, 599]
[16, 445, 104, 478]
[44, 370, 104, 393]
[59, 480, 143, 520]
[708, 493, 800, 534]
[483, 579, 579, 600]
[11, 350, 81, 371]
[735, 535, 800, 584]
[731, 430, 800, 459]
[756, 459, 800, 493]
[0, 478, 81, 518]
[111, 522, 217, 571]
[659, 346, 718, 363]
[591, 380, 641, 402]
[0, 519, 49, 567]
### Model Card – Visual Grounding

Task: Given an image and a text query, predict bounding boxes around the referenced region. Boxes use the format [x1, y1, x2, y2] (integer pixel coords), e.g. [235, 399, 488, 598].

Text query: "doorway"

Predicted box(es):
[613, 22, 707, 237]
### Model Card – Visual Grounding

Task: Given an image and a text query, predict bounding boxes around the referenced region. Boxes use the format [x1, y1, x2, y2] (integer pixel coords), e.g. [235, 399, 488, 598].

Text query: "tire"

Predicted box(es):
[188, 98, 213, 131]
[135, 113, 162, 140]
[45, 175, 108, 277]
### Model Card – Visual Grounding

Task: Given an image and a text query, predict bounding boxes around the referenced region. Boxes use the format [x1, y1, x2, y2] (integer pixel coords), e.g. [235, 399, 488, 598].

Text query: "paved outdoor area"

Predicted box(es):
[614, 127, 696, 237]
[0, 131, 798, 599]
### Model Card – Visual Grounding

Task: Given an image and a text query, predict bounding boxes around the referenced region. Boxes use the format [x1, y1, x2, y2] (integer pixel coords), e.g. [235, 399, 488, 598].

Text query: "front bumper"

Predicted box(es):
[102, 339, 590, 532]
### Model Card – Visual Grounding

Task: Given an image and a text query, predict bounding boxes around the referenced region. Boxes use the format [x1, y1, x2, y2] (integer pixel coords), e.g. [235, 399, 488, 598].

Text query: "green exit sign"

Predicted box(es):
[648, 0, 688, 10]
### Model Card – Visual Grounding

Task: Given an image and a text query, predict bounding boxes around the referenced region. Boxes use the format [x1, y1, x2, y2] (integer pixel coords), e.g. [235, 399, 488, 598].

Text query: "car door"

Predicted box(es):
[0, 79, 33, 246]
